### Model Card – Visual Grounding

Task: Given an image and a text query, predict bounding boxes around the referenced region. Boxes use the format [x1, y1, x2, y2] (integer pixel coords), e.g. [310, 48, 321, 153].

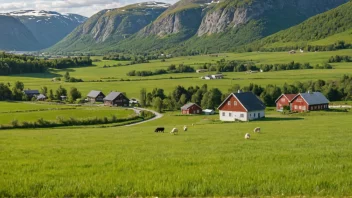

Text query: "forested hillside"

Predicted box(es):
[247, 1, 352, 52]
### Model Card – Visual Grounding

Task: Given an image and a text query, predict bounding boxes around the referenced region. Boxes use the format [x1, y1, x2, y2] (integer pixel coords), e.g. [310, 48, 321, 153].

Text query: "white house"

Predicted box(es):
[217, 91, 266, 122]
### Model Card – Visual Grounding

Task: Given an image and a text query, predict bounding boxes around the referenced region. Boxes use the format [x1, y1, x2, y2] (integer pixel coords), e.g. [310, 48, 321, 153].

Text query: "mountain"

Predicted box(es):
[48, 2, 170, 53]
[246, 1, 352, 51]
[1, 10, 87, 49]
[0, 15, 40, 51]
[48, 0, 349, 54]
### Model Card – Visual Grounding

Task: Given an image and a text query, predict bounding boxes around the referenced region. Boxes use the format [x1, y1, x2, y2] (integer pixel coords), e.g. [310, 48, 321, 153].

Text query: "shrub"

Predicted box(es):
[11, 119, 19, 127]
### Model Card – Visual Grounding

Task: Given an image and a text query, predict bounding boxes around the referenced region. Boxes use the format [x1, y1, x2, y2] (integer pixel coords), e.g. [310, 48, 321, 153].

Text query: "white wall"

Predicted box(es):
[219, 110, 248, 122]
[247, 110, 265, 121]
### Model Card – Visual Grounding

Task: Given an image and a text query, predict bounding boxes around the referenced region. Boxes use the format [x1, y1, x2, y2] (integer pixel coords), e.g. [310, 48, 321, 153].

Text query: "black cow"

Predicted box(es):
[155, 127, 165, 133]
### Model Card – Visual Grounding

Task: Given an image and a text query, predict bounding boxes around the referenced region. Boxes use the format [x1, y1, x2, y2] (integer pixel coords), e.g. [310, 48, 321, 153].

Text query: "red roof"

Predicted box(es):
[284, 94, 297, 102]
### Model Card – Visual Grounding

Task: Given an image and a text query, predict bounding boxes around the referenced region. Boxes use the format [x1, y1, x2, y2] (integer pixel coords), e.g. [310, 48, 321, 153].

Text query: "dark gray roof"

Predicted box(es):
[234, 92, 266, 111]
[23, 90, 40, 95]
[87, 90, 104, 98]
[181, 103, 201, 110]
[218, 92, 266, 111]
[299, 92, 329, 105]
[104, 92, 122, 101]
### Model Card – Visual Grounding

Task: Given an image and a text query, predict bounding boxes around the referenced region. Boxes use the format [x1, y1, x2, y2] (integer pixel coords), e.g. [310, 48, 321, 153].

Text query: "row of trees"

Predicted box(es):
[0, 52, 92, 75]
[328, 55, 352, 63]
[139, 75, 352, 112]
[0, 81, 82, 103]
[127, 64, 195, 77]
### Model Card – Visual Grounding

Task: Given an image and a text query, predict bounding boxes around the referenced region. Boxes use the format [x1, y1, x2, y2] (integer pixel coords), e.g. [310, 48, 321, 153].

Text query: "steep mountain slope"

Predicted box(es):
[48, 2, 170, 53]
[48, 0, 349, 54]
[247, 1, 352, 51]
[1, 10, 87, 49]
[0, 15, 40, 51]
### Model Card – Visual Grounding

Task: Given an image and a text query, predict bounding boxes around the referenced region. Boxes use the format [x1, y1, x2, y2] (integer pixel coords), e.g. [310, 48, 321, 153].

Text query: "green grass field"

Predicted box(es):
[1, 51, 352, 196]
[0, 109, 351, 196]
[1, 50, 352, 99]
[0, 102, 135, 126]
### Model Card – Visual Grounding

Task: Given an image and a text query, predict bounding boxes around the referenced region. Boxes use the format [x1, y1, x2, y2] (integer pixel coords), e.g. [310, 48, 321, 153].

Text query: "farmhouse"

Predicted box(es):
[87, 90, 105, 103]
[36, 94, 47, 101]
[211, 74, 224, 79]
[23, 90, 40, 99]
[218, 91, 266, 122]
[196, 69, 208, 73]
[275, 94, 297, 112]
[291, 91, 329, 112]
[181, 103, 202, 115]
[103, 91, 129, 107]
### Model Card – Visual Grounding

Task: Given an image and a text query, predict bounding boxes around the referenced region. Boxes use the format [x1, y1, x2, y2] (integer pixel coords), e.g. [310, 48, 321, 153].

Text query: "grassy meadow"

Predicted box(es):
[1, 51, 352, 196]
[0, 109, 352, 196]
[1, 49, 352, 98]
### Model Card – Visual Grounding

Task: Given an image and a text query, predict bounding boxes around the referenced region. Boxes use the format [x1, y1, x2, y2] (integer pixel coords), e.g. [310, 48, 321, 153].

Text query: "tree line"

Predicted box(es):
[127, 64, 195, 77]
[139, 75, 352, 112]
[0, 81, 82, 103]
[0, 52, 92, 75]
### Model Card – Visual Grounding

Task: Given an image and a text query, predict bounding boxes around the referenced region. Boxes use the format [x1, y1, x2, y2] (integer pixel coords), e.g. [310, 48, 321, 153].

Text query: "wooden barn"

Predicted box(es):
[103, 91, 129, 107]
[275, 94, 297, 111]
[218, 91, 266, 122]
[87, 90, 105, 103]
[291, 91, 329, 112]
[181, 103, 202, 115]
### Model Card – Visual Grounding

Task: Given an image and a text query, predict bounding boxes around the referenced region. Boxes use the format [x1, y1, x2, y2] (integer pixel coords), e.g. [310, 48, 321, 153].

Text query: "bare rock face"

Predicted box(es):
[197, 0, 348, 37]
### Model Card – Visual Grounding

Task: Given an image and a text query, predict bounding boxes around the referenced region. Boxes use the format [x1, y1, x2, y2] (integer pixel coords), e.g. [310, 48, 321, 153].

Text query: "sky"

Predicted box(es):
[0, 0, 178, 17]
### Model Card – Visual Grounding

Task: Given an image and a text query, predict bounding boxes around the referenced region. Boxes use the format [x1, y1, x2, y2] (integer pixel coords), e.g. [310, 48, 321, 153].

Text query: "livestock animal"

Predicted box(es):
[170, 128, 178, 135]
[245, 133, 250, 139]
[154, 127, 165, 133]
[183, 126, 187, 131]
[254, 127, 261, 133]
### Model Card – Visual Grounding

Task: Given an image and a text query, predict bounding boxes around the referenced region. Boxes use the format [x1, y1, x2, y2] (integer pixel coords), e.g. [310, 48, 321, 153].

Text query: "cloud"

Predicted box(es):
[0, 0, 178, 16]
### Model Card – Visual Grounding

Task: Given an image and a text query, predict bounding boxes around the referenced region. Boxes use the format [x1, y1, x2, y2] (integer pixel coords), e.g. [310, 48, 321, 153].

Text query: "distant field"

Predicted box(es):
[0, 102, 135, 125]
[0, 109, 351, 196]
[1, 50, 352, 99]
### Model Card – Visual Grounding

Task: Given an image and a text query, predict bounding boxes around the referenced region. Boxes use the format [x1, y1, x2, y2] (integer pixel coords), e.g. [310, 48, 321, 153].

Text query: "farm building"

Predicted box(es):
[23, 90, 40, 99]
[87, 90, 105, 103]
[181, 103, 202, 115]
[36, 94, 47, 101]
[103, 91, 129, 107]
[211, 74, 224, 79]
[291, 92, 329, 112]
[203, 109, 215, 115]
[275, 94, 297, 112]
[218, 91, 266, 122]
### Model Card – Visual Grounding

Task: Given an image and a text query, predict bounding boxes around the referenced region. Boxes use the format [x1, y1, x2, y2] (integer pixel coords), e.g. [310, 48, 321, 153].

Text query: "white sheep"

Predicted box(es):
[245, 133, 250, 139]
[183, 126, 187, 131]
[254, 127, 261, 133]
[170, 128, 178, 135]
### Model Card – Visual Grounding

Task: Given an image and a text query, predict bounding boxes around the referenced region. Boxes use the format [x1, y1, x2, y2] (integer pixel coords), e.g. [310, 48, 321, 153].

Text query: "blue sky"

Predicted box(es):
[0, 0, 177, 16]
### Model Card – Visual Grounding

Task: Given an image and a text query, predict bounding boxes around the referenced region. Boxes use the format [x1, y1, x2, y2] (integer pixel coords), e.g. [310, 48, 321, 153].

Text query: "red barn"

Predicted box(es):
[275, 94, 297, 111]
[291, 92, 329, 112]
[181, 103, 202, 115]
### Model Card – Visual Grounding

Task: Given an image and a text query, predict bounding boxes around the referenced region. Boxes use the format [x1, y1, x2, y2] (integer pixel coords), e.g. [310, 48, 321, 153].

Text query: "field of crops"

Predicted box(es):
[0, 50, 352, 196]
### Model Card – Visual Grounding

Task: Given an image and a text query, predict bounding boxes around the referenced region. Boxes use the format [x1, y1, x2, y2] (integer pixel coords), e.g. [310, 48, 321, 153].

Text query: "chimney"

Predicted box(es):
[308, 90, 311, 94]
[238, 90, 242, 93]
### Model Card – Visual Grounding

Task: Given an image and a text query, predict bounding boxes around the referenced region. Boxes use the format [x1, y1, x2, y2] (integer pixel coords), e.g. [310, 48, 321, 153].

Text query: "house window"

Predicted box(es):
[240, 114, 244, 118]
[234, 101, 237, 106]
[222, 112, 225, 116]
[294, 105, 298, 109]
[302, 106, 306, 111]
[228, 101, 231, 105]
[254, 113, 256, 117]
[299, 106, 302, 110]
[229, 113, 232, 117]
[281, 98, 286, 102]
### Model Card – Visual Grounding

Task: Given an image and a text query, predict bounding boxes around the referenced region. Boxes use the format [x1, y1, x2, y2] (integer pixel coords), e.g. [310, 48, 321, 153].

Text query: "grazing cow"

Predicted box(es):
[254, 127, 261, 133]
[170, 128, 178, 135]
[183, 126, 187, 131]
[154, 127, 165, 133]
[245, 133, 250, 139]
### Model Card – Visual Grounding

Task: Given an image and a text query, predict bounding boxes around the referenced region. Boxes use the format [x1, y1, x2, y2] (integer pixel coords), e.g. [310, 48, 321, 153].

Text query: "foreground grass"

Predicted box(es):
[0, 110, 351, 196]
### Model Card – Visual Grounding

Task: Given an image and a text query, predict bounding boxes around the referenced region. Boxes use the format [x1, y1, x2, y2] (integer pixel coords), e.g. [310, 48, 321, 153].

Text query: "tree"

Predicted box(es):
[201, 88, 222, 109]
[146, 93, 153, 106]
[48, 89, 54, 100]
[14, 81, 24, 91]
[55, 86, 67, 100]
[64, 71, 70, 81]
[179, 94, 187, 105]
[153, 97, 163, 113]
[0, 83, 12, 100]
[140, 88, 147, 107]
[12, 81, 24, 101]
[68, 87, 81, 102]
[40, 86, 48, 95]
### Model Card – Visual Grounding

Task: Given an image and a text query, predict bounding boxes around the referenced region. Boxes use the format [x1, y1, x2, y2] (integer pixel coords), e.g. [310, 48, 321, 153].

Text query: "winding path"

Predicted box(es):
[125, 107, 163, 127]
